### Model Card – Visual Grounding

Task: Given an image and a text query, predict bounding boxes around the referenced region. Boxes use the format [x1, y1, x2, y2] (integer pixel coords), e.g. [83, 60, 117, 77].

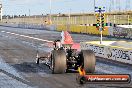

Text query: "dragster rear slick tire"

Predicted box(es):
[81, 50, 96, 73]
[52, 50, 67, 74]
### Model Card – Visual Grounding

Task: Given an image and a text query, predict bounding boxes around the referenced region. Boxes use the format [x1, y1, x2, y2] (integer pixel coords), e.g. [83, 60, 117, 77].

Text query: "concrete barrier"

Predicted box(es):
[17, 23, 56, 30]
[81, 41, 132, 64]
[0, 23, 18, 28]
[0, 22, 54, 30]
[46, 25, 56, 31]
[108, 25, 132, 39]
[18, 23, 46, 29]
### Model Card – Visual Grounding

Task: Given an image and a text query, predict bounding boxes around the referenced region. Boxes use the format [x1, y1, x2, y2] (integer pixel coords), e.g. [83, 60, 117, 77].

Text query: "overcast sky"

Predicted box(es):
[1, 0, 132, 15]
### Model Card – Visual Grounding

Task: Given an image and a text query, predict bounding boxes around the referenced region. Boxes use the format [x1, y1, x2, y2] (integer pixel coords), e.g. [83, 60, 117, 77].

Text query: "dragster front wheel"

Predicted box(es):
[36, 57, 40, 64]
[36, 51, 39, 64]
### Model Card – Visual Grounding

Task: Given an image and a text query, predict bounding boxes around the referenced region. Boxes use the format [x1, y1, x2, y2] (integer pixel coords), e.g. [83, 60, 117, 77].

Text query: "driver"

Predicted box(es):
[53, 40, 62, 50]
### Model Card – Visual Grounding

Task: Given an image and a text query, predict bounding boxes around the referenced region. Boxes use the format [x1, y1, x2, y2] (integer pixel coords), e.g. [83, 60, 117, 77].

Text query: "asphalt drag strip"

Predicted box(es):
[0, 27, 131, 88]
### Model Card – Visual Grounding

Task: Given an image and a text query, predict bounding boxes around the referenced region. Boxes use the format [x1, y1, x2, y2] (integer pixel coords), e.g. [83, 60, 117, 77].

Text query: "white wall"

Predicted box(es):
[81, 42, 132, 64]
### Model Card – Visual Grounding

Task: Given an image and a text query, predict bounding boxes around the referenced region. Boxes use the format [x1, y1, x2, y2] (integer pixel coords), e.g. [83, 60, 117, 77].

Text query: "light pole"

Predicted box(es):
[94, 0, 96, 24]
[127, 15, 130, 25]
[99, 11, 102, 44]
[49, 0, 52, 24]
[69, 9, 71, 24]
[29, 9, 30, 17]
[29, 9, 30, 24]
[0, 3, 2, 21]
[57, 13, 60, 25]
[67, 9, 71, 31]
[94, 0, 95, 12]
[81, 10, 84, 25]
[95, 7, 105, 44]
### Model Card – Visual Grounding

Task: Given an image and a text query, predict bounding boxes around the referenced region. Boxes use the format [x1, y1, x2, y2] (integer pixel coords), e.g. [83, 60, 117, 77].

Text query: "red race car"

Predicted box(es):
[36, 31, 96, 74]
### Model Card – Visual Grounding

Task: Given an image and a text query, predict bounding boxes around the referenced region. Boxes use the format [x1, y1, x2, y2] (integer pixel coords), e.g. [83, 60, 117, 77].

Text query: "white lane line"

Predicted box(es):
[1, 31, 5, 33]
[0, 30, 53, 43]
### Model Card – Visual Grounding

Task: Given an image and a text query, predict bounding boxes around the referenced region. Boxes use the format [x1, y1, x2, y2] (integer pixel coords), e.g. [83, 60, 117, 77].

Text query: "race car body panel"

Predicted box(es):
[61, 31, 80, 51]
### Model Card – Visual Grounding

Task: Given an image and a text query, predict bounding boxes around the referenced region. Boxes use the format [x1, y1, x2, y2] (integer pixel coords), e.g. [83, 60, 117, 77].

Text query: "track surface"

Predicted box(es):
[0, 26, 131, 88]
